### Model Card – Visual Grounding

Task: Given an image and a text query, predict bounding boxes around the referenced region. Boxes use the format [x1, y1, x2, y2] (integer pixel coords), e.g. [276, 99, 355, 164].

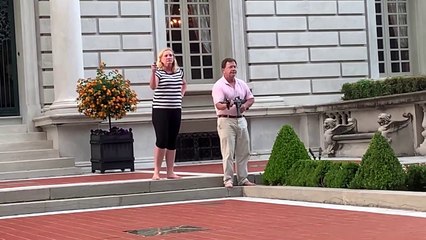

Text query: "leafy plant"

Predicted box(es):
[349, 132, 406, 190]
[341, 76, 426, 100]
[405, 164, 426, 191]
[286, 160, 318, 186]
[76, 62, 138, 130]
[324, 162, 359, 188]
[286, 160, 334, 187]
[262, 125, 311, 185]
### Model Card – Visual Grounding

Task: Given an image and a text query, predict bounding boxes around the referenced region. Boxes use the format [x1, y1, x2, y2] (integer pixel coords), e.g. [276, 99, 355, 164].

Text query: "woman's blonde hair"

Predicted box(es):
[156, 48, 179, 73]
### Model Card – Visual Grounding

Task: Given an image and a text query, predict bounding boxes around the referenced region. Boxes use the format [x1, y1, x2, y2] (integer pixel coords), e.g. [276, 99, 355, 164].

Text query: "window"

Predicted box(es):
[375, 0, 411, 76]
[165, 0, 214, 82]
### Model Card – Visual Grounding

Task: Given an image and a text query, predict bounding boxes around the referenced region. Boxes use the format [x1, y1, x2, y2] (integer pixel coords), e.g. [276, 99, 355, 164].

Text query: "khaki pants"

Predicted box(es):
[217, 117, 250, 185]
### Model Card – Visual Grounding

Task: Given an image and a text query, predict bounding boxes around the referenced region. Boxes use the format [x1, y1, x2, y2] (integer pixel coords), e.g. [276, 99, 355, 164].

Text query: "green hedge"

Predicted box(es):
[405, 164, 426, 191]
[323, 162, 359, 188]
[286, 160, 333, 187]
[341, 76, 426, 100]
[263, 125, 311, 185]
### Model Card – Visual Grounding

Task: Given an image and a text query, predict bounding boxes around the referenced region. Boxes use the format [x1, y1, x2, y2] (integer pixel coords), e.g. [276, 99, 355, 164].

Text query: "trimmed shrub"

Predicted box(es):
[324, 162, 359, 188]
[263, 125, 311, 185]
[286, 160, 318, 186]
[286, 160, 334, 187]
[310, 161, 333, 187]
[405, 164, 426, 191]
[349, 132, 406, 190]
[341, 76, 426, 100]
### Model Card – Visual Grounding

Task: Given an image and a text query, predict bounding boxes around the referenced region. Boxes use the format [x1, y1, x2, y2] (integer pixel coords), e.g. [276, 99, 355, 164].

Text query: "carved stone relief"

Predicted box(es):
[323, 117, 357, 157]
[377, 113, 413, 142]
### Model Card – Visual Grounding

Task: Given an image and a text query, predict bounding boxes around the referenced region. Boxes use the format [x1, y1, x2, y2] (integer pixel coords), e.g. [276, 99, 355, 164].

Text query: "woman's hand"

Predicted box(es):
[151, 62, 157, 72]
[150, 62, 158, 90]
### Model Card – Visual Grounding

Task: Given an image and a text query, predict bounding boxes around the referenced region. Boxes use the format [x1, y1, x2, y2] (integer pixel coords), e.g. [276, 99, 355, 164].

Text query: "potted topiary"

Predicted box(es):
[76, 62, 138, 173]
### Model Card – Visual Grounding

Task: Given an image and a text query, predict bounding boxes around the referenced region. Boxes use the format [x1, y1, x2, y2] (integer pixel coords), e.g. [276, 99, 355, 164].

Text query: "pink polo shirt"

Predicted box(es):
[212, 77, 254, 116]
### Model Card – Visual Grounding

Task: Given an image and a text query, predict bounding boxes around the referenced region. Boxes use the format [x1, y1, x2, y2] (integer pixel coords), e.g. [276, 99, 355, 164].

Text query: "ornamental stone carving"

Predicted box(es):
[377, 113, 413, 142]
[323, 118, 357, 157]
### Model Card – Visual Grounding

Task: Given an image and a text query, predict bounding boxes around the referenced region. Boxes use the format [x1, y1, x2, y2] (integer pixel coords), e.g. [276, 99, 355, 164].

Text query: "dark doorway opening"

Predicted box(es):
[0, 0, 19, 116]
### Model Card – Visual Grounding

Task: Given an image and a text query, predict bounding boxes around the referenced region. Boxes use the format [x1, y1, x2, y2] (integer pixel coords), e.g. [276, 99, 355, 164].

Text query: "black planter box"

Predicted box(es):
[90, 129, 135, 173]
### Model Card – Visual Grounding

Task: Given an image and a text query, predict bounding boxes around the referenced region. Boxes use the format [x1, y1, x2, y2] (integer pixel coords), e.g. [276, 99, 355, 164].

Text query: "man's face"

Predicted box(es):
[223, 61, 237, 79]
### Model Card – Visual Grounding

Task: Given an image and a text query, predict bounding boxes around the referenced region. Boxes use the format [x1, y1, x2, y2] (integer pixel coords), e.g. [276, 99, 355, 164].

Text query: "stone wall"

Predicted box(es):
[245, 0, 370, 105]
[37, 0, 155, 105]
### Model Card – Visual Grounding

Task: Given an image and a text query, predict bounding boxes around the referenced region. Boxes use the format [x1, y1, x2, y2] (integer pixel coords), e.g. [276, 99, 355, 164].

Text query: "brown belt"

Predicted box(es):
[217, 115, 243, 118]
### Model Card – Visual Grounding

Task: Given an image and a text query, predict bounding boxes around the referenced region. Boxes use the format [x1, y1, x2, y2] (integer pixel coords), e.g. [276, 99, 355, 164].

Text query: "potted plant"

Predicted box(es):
[76, 62, 138, 173]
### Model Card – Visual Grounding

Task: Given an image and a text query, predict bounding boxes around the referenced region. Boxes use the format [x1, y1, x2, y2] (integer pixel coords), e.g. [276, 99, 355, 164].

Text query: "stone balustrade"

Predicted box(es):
[316, 91, 426, 157]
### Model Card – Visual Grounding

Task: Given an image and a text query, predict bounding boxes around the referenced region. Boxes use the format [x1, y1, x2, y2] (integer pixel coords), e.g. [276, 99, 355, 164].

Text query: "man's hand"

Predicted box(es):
[226, 99, 234, 109]
[240, 103, 248, 113]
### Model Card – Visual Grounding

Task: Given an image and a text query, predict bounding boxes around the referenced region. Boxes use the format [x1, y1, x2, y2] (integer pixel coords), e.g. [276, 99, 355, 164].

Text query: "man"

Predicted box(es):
[212, 58, 255, 188]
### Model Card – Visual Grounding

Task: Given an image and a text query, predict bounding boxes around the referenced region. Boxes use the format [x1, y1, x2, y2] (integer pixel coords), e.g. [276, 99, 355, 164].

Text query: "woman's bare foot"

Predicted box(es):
[151, 174, 161, 180]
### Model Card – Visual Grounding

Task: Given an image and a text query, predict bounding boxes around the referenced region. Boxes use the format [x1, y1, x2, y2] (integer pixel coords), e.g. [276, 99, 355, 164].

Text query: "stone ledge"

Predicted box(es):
[333, 132, 374, 141]
[315, 90, 426, 111]
[33, 96, 318, 128]
[243, 185, 426, 212]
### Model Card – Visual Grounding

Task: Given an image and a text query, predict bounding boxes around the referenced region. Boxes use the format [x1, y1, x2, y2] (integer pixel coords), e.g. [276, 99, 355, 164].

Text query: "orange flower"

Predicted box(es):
[76, 62, 138, 121]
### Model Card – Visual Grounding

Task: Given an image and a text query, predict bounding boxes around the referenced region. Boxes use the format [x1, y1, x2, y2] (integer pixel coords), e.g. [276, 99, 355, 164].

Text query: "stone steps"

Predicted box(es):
[0, 176, 243, 217]
[0, 132, 48, 143]
[0, 167, 82, 181]
[0, 140, 53, 152]
[0, 124, 27, 134]
[0, 120, 81, 181]
[0, 157, 75, 172]
[0, 149, 60, 161]
[0, 116, 22, 125]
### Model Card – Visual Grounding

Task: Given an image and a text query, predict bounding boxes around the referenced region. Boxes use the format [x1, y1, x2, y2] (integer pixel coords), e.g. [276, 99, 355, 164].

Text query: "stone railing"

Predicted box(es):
[316, 91, 426, 157]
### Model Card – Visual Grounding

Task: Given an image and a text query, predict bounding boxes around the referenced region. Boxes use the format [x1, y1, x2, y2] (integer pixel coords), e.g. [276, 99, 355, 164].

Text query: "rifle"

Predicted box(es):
[221, 97, 247, 117]
[233, 96, 246, 117]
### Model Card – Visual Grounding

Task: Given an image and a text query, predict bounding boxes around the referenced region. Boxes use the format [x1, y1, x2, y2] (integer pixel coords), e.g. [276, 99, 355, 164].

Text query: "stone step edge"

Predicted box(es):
[0, 157, 73, 164]
[0, 175, 226, 204]
[0, 167, 82, 181]
[0, 187, 243, 217]
[0, 148, 57, 155]
[243, 185, 426, 212]
[0, 140, 53, 148]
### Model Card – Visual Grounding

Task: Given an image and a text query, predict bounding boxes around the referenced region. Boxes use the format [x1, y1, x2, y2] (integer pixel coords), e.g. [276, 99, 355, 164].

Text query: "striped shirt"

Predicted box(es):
[152, 68, 184, 109]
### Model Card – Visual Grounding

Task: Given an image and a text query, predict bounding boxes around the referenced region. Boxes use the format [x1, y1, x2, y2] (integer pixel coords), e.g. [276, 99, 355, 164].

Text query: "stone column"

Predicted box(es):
[49, 0, 84, 112]
[416, 104, 426, 155]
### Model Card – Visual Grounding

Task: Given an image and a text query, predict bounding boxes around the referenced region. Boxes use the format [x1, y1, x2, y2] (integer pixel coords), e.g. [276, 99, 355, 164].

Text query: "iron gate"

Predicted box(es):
[175, 132, 221, 162]
[0, 0, 19, 116]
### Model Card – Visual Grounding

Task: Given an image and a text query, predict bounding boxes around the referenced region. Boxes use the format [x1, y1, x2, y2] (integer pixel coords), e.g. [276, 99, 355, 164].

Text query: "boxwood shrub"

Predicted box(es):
[349, 132, 406, 190]
[286, 160, 318, 186]
[405, 164, 426, 191]
[287, 160, 333, 187]
[263, 125, 311, 185]
[323, 162, 359, 188]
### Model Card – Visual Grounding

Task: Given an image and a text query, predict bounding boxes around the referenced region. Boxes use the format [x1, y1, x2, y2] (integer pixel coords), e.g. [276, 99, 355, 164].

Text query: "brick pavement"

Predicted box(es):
[1, 160, 425, 239]
[0, 198, 425, 240]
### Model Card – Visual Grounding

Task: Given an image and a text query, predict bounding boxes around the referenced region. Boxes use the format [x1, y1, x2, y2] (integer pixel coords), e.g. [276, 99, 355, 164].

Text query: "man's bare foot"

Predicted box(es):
[166, 174, 182, 179]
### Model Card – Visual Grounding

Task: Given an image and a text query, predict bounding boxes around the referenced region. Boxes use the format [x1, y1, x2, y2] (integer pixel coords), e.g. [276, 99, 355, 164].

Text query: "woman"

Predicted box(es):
[150, 48, 187, 180]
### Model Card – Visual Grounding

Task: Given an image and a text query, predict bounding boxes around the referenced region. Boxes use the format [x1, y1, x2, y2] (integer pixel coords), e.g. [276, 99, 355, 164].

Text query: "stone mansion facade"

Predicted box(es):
[1, 0, 425, 173]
